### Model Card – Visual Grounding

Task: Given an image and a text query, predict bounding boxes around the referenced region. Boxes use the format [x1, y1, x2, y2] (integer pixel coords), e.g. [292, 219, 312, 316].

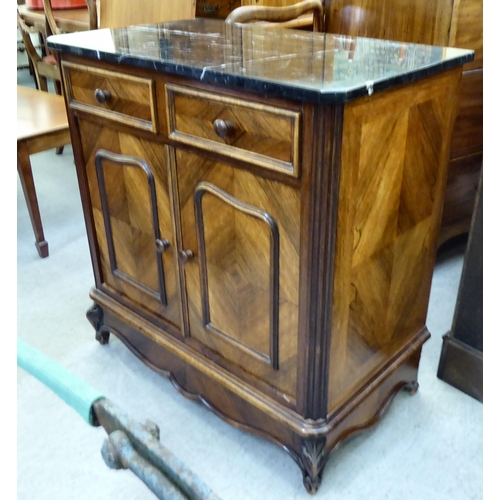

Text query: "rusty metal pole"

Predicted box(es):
[17, 338, 223, 500]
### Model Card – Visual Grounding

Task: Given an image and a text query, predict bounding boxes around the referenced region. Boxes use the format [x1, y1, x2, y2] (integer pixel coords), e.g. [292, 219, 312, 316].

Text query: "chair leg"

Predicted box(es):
[54, 81, 64, 155]
[38, 75, 48, 92]
[54, 79, 62, 95]
[17, 142, 49, 258]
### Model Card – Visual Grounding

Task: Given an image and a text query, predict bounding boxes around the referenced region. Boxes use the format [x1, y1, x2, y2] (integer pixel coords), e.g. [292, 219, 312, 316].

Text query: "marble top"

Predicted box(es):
[47, 18, 474, 103]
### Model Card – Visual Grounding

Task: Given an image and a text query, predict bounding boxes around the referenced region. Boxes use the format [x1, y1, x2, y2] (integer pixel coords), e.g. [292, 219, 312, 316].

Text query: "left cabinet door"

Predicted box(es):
[79, 119, 182, 329]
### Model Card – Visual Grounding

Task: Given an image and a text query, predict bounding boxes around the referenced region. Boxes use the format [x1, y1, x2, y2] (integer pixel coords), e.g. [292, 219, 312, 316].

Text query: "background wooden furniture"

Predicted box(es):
[437, 171, 483, 402]
[17, 86, 72, 258]
[226, 0, 323, 30]
[18, 3, 90, 32]
[196, 0, 301, 20]
[86, 0, 197, 29]
[322, 0, 483, 246]
[50, 20, 471, 492]
[43, 0, 65, 37]
[26, 0, 86, 8]
[18, 5, 65, 156]
[85, 0, 300, 30]
[17, 8, 61, 93]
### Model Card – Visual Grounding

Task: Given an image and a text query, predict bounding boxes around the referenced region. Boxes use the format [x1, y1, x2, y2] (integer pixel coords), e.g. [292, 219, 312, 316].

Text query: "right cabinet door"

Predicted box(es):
[170, 147, 301, 403]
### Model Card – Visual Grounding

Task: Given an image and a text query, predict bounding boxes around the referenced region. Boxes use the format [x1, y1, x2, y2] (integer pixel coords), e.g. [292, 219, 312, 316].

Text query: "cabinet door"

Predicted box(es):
[80, 120, 182, 329]
[170, 147, 301, 402]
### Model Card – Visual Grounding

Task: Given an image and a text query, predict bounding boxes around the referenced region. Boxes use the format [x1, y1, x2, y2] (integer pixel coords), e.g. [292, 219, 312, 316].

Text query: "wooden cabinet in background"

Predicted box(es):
[196, 0, 242, 19]
[438, 172, 483, 402]
[195, 0, 300, 20]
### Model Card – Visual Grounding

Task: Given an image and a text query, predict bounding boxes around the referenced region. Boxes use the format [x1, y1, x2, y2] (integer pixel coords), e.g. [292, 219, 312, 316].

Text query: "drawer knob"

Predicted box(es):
[155, 239, 171, 253]
[95, 88, 111, 104]
[178, 249, 194, 264]
[213, 119, 235, 139]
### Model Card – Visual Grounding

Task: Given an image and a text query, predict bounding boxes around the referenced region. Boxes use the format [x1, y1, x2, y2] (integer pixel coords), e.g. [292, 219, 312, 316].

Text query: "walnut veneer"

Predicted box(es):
[53, 21, 469, 493]
[323, 0, 483, 245]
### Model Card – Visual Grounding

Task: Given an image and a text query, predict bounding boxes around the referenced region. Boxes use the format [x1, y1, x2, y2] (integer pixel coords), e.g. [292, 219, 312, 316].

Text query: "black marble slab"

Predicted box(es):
[47, 18, 474, 103]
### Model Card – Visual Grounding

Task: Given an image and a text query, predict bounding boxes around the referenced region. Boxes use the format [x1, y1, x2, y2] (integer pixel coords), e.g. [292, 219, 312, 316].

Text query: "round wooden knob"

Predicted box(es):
[178, 249, 194, 264]
[213, 119, 234, 139]
[155, 239, 171, 253]
[95, 88, 111, 104]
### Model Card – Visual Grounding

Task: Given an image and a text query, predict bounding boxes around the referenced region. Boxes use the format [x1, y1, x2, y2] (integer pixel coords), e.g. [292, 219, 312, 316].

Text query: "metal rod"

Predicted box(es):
[17, 338, 223, 500]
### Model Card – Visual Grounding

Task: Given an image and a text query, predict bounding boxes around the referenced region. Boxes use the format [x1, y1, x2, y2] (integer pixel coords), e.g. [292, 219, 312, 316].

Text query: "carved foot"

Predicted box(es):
[300, 438, 328, 494]
[96, 329, 110, 345]
[404, 381, 419, 395]
[86, 303, 110, 345]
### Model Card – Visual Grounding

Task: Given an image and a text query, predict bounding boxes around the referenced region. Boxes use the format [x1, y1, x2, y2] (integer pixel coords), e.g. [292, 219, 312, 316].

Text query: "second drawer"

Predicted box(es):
[165, 83, 301, 177]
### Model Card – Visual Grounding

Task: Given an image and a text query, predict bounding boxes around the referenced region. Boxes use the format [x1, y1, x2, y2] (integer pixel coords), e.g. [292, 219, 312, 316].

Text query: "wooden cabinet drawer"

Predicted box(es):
[62, 62, 157, 132]
[165, 84, 301, 177]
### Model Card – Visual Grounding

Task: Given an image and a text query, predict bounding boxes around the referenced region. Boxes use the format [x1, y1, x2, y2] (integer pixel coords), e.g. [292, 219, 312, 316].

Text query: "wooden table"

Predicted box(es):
[17, 86, 72, 258]
[18, 4, 89, 33]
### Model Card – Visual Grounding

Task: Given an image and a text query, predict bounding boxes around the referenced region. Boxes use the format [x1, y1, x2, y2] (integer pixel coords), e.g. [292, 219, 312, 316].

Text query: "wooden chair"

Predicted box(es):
[225, 0, 324, 32]
[17, 86, 72, 258]
[42, 0, 63, 37]
[17, 8, 61, 94]
[85, 0, 196, 30]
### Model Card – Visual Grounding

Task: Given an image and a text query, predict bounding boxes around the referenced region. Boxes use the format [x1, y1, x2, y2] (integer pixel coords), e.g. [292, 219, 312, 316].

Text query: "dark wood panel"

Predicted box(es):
[450, 172, 483, 351]
[439, 152, 482, 246]
[324, 0, 453, 46]
[438, 170, 483, 404]
[450, 69, 483, 159]
[196, 0, 241, 19]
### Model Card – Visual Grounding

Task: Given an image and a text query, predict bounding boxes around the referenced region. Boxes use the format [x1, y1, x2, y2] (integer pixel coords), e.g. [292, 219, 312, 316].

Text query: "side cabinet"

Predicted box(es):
[57, 33, 466, 492]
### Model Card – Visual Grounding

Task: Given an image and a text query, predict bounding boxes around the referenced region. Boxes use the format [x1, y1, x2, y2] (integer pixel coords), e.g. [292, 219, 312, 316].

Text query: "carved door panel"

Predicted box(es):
[80, 120, 182, 329]
[170, 147, 301, 403]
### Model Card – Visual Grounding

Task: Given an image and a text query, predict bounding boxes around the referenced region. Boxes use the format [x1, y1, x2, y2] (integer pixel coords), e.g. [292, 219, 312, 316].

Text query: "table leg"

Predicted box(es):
[17, 142, 49, 258]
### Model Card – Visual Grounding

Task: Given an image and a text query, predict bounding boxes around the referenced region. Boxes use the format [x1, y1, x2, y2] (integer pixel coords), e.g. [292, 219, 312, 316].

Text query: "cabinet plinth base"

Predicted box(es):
[89, 289, 428, 494]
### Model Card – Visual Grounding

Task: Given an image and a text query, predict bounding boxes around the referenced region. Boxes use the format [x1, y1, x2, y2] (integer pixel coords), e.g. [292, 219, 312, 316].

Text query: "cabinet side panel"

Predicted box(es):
[328, 69, 462, 411]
